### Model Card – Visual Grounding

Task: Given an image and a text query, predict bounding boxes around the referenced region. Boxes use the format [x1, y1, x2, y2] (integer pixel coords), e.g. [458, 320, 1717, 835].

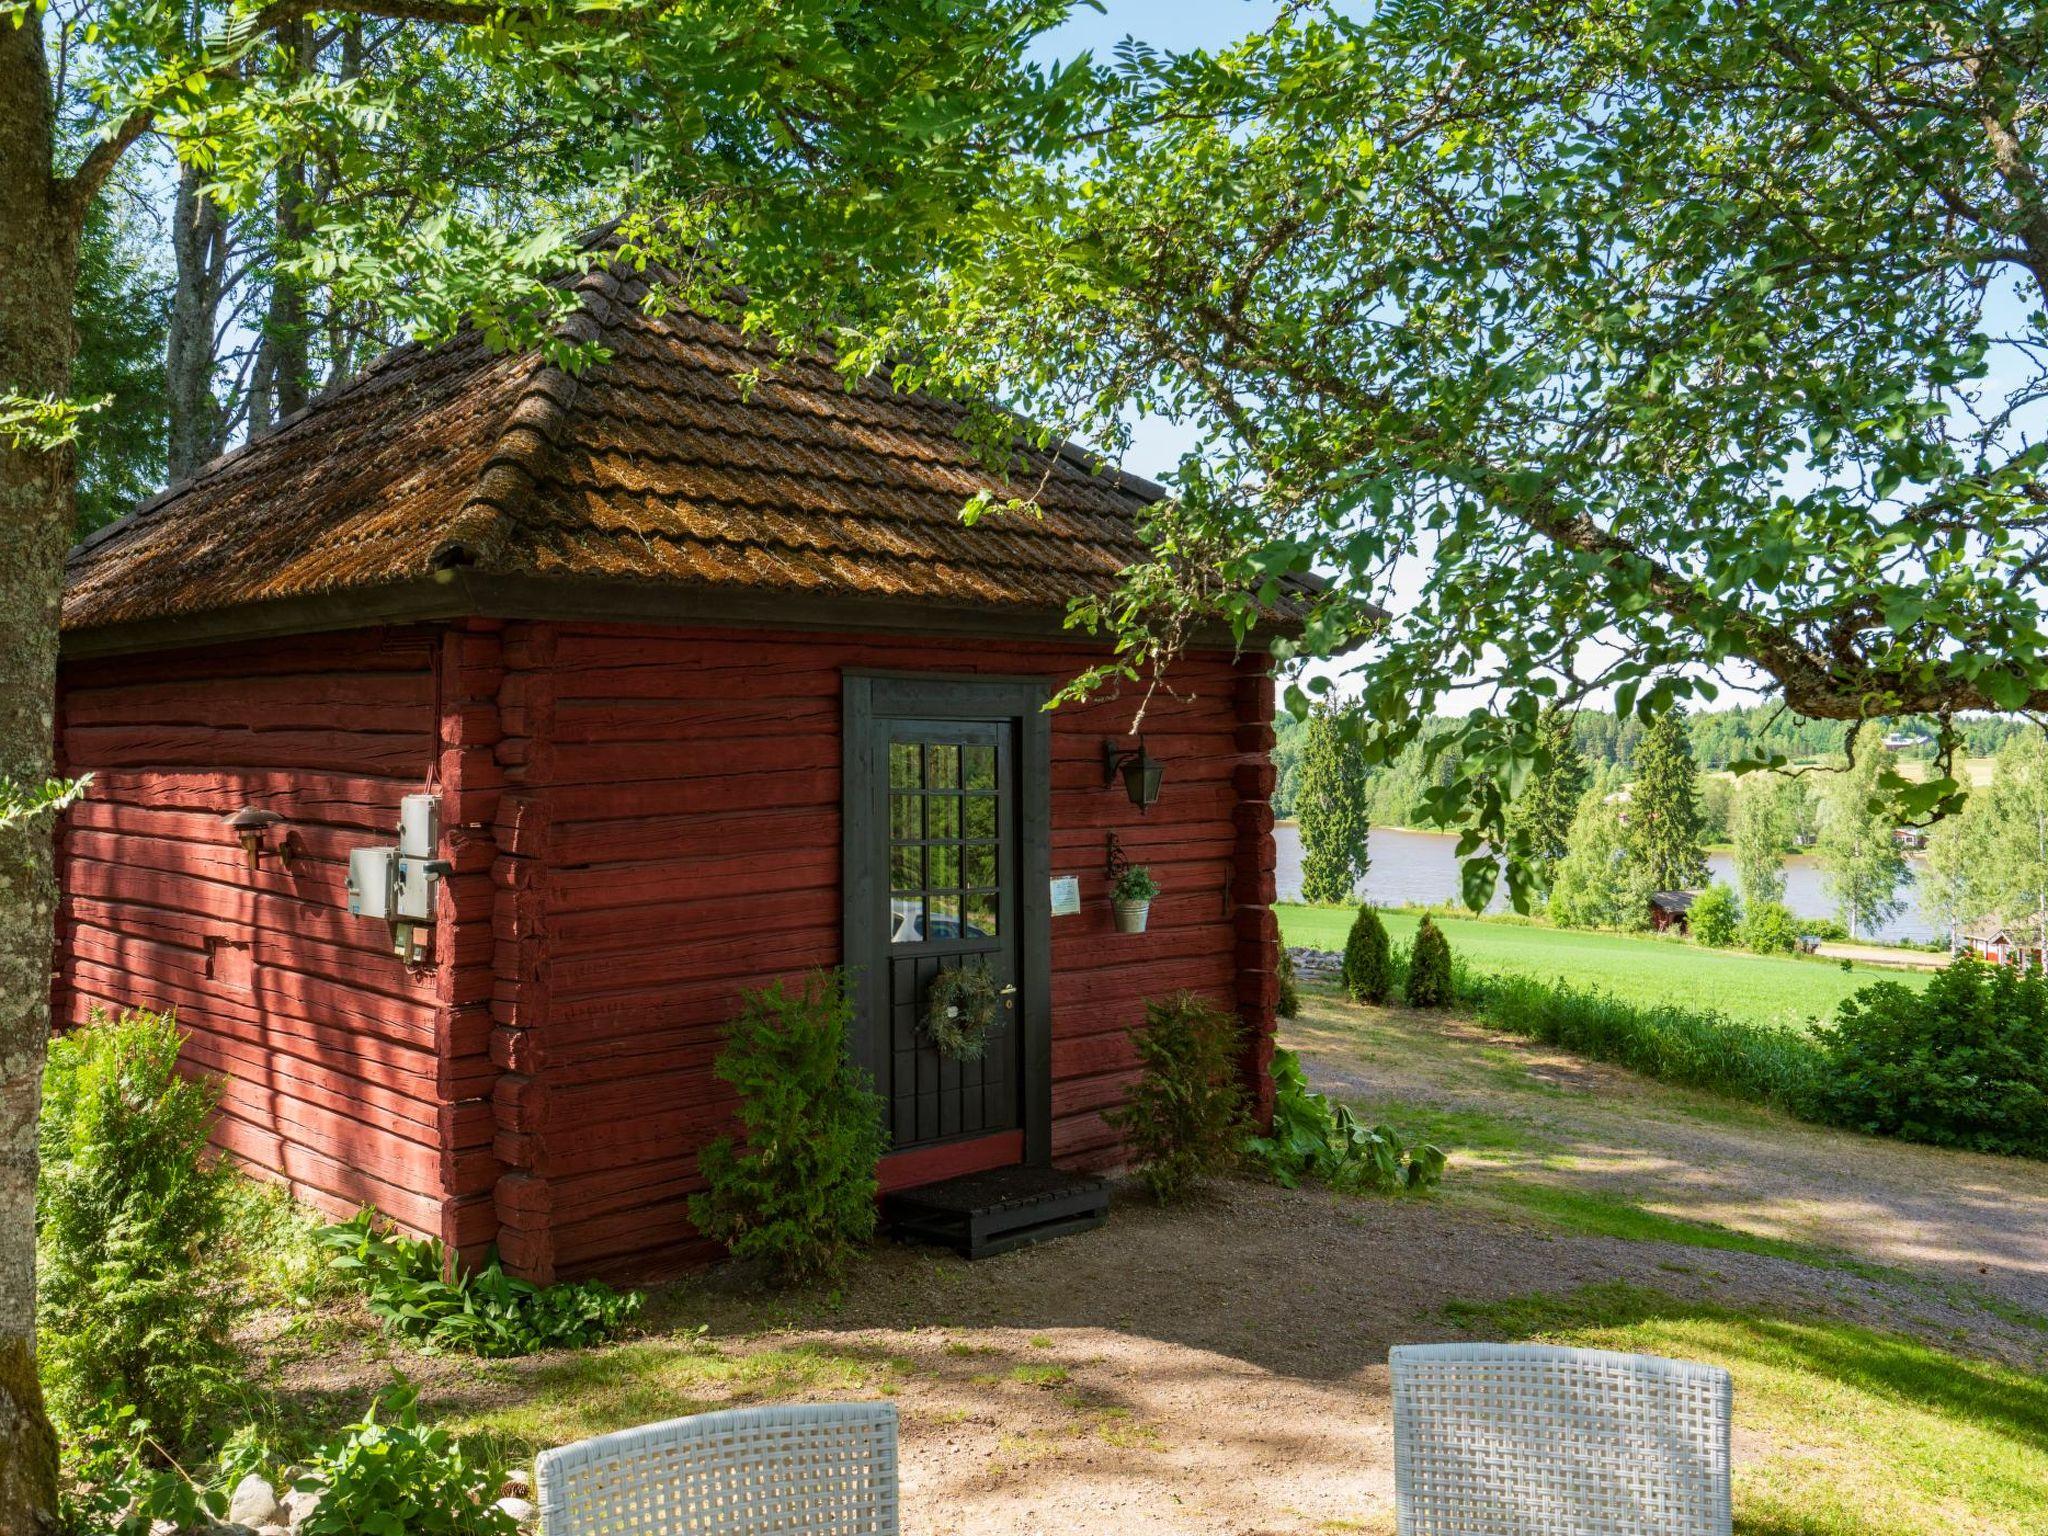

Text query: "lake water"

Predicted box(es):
[1274, 823, 1940, 945]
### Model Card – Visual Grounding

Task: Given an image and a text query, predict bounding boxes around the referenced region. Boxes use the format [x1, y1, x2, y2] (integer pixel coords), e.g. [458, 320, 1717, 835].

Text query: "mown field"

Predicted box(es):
[1276, 905, 1931, 1030]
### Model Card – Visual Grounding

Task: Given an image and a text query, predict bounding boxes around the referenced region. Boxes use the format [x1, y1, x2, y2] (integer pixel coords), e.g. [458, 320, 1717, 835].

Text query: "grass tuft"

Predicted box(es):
[1468, 972, 1828, 1115]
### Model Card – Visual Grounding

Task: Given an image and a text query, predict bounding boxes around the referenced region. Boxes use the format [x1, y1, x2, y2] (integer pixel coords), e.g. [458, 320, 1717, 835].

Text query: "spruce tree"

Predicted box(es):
[1626, 709, 1709, 892]
[1506, 708, 1588, 880]
[1342, 905, 1394, 1004]
[1297, 702, 1371, 904]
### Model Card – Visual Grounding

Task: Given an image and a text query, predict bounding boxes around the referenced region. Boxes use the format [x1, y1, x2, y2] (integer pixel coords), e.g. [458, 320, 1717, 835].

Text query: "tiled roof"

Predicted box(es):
[64, 265, 1212, 634]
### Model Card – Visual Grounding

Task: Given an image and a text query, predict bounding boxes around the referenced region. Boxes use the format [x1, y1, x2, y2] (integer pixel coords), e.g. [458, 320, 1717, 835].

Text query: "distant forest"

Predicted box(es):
[1272, 704, 2037, 828]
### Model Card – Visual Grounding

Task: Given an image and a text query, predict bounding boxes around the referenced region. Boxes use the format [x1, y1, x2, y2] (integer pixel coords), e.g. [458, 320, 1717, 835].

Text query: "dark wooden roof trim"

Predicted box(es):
[58, 569, 1297, 659]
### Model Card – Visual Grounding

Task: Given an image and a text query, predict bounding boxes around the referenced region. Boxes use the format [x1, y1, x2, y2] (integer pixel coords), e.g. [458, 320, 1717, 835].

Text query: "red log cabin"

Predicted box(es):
[53, 263, 1299, 1281]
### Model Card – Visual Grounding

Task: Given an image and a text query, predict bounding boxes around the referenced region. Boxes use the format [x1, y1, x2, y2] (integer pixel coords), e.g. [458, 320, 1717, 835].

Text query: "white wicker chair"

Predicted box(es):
[534, 1403, 900, 1536]
[1389, 1342, 1732, 1536]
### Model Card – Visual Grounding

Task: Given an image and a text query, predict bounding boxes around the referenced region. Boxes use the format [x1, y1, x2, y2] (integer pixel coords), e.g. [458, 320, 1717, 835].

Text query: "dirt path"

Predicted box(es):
[1813, 940, 1945, 970]
[263, 992, 2048, 1536]
[1286, 995, 2048, 1317]
[271, 1173, 2043, 1536]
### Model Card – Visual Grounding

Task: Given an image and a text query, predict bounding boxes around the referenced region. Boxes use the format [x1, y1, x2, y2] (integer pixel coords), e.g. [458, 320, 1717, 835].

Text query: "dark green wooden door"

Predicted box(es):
[869, 719, 1020, 1147]
[843, 673, 1053, 1165]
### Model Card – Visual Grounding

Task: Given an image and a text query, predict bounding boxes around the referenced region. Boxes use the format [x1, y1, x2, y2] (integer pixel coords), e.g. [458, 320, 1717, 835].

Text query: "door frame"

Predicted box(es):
[843, 670, 1054, 1167]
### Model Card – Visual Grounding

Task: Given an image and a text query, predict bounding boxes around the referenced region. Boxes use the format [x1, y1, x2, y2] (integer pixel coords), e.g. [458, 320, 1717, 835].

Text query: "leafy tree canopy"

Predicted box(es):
[912, 0, 2048, 900]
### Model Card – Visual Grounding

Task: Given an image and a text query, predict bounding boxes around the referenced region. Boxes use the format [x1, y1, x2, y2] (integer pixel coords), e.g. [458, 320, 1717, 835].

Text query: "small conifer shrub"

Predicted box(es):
[37, 1008, 244, 1459]
[1276, 941, 1300, 1018]
[1404, 916, 1454, 1007]
[1109, 993, 1250, 1202]
[690, 971, 886, 1285]
[1342, 906, 1394, 1004]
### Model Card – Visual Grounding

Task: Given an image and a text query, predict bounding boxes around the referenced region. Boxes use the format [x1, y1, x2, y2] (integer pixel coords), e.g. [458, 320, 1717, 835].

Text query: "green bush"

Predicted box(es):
[1275, 941, 1300, 1019]
[61, 1412, 272, 1536]
[319, 1212, 640, 1355]
[1341, 905, 1394, 1003]
[1472, 973, 1826, 1114]
[690, 971, 886, 1284]
[1740, 898, 1801, 954]
[1811, 959, 2048, 1156]
[1109, 993, 1250, 1202]
[1404, 915, 1453, 1007]
[37, 1008, 245, 1459]
[297, 1386, 516, 1536]
[1246, 1049, 1445, 1193]
[1689, 883, 1739, 947]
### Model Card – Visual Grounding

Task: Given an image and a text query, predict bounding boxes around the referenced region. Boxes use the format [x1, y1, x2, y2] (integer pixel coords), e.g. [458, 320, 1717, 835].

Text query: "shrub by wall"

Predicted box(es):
[1811, 958, 2048, 1156]
[37, 1008, 246, 1459]
[1109, 993, 1250, 1201]
[690, 971, 886, 1284]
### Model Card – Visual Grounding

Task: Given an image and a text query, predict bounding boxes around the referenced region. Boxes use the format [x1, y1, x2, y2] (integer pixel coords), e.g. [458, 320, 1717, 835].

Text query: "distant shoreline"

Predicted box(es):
[1276, 819, 1836, 864]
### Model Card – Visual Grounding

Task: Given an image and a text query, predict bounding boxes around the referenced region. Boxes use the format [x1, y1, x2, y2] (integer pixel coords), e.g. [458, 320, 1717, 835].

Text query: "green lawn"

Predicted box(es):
[1446, 1284, 2048, 1536]
[1278, 905, 1930, 1030]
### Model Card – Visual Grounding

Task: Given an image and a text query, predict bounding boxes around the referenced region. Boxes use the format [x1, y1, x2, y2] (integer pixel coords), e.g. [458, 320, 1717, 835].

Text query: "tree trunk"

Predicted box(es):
[0, 15, 78, 1534]
[166, 160, 226, 480]
[260, 19, 315, 433]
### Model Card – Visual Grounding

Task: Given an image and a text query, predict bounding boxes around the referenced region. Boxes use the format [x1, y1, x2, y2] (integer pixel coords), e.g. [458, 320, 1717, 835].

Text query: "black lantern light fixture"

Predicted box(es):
[1103, 736, 1165, 812]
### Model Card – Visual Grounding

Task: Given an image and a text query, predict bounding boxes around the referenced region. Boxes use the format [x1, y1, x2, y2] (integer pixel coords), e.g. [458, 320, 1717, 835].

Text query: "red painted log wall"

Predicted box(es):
[484, 622, 1275, 1281]
[55, 617, 1277, 1280]
[54, 627, 475, 1243]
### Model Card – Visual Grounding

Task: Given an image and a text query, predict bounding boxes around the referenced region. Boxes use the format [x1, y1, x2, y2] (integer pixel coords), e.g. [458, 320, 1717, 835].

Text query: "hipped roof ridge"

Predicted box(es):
[428, 265, 623, 576]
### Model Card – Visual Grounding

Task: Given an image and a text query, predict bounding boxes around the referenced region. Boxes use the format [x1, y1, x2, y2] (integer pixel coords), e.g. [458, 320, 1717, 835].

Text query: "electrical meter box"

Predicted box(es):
[398, 793, 439, 860]
[392, 793, 441, 922]
[347, 846, 397, 919]
[345, 793, 442, 952]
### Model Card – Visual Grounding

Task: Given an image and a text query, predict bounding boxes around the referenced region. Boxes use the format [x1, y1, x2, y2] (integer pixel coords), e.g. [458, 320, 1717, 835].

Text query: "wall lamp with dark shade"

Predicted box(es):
[1102, 737, 1165, 812]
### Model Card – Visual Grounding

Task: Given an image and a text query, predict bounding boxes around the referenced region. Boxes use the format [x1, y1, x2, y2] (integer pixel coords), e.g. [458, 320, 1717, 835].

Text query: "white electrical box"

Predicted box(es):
[393, 855, 436, 922]
[347, 847, 397, 919]
[346, 793, 443, 956]
[398, 793, 439, 859]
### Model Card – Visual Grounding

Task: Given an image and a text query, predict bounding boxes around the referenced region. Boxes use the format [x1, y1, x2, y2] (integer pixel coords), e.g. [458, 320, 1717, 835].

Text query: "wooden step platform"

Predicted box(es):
[883, 1165, 1110, 1260]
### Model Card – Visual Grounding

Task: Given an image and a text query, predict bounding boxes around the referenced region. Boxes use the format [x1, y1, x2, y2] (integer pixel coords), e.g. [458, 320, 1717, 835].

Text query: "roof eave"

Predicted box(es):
[59, 570, 1307, 661]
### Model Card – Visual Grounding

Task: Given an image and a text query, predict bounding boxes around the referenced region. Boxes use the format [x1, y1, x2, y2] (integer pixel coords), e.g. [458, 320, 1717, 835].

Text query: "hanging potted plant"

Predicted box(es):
[1111, 864, 1160, 934]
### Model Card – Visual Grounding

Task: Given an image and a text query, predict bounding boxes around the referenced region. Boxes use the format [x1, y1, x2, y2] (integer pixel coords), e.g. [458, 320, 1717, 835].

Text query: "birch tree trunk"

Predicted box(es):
[0, 15, 80, 1533]
[167, 159, 227, 480]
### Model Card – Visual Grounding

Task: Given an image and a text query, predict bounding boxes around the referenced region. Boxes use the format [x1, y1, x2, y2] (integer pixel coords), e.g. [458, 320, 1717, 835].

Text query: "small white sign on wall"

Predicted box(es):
[1049, 875, 1082, 917]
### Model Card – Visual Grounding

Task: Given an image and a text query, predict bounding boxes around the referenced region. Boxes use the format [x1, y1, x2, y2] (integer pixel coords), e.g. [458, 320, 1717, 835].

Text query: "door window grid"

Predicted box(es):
[889, 741, 1000, 944]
